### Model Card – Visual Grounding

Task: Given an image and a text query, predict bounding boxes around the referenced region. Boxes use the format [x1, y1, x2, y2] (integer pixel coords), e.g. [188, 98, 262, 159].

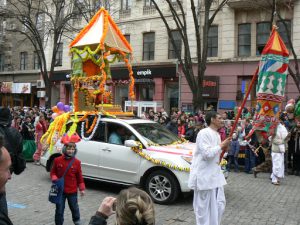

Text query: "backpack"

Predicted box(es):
[0, 125, 26, 175]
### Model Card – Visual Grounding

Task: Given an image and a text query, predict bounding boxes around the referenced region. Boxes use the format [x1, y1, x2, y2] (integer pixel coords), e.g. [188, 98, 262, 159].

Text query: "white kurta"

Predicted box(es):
[188, 127, 227, 225]
[271, 123, 288, 183]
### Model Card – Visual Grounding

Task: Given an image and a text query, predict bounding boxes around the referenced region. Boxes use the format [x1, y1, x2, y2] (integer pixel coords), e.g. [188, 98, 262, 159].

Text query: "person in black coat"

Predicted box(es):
[0, 136, 14, 225]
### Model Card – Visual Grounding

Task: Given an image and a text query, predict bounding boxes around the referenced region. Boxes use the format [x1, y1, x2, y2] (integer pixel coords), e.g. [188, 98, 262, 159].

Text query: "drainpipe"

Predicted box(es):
[177, 60, 181, 110]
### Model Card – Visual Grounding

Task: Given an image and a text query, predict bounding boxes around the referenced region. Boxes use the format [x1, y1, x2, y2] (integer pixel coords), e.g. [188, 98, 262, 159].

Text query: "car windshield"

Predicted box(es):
[131, 123, 180, 145]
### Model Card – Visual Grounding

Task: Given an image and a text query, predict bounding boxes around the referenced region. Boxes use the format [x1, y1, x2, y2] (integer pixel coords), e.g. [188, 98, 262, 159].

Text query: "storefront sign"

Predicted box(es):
[0, 82, 31, 94]
[203, 76, 219, 99]
[112, 65, 176, 80]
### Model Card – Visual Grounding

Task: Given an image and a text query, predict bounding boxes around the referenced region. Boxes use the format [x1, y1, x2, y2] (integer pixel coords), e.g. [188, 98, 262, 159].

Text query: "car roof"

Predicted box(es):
[101, 117, 156, 125]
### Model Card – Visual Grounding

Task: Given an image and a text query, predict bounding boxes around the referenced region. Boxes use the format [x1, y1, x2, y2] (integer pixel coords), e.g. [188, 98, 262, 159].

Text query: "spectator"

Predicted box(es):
[0, 107, 26, 216]
[21, 116, 36, 161]
[0, 136, 13, 225]
[88, 187, 155, 225]
[227, 132, 240, 172]
[177, 119, 185, 138]
[166, 116, 178, 135]
[50, 133, 85, 225]
[33, 113, 48, 165]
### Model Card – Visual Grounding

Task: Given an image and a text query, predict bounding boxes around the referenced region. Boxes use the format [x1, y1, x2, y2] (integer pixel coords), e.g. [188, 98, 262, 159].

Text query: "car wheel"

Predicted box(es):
[145, 170, 180, 204]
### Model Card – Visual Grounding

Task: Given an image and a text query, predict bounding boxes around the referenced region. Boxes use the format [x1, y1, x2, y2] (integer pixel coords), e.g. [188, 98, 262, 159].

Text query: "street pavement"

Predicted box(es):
[5, 163, 300, 225]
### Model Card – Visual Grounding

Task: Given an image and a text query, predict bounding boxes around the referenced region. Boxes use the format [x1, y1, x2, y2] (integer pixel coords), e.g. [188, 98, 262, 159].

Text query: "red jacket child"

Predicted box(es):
[50, 132, 85, 225]
[50, 155, 85, 194]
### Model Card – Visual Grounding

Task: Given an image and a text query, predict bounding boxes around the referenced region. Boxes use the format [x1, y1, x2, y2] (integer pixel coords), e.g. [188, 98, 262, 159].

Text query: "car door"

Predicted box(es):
[99, 122, 141, 184]
[76, 121, 106, 179]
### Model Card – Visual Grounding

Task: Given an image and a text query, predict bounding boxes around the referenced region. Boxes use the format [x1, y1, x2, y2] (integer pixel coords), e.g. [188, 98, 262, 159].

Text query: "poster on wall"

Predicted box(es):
[13, 83, 31, 94]
[0, 82, 13, 93]
[0, 82, 31, 94]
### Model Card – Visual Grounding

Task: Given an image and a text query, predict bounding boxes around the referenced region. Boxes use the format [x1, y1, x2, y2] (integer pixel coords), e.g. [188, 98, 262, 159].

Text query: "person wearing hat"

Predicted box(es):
[0, 107, 26, 217]
[50, 133, 85, 225]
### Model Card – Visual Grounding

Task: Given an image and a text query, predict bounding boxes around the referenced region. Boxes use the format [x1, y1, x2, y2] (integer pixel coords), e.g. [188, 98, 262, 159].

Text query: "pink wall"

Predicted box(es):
[153, 78, 164, 101]
[179, 61, 300, 108]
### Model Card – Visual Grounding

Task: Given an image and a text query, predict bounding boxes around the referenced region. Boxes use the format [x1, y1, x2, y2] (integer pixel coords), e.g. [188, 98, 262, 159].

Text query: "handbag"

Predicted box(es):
[48, 158, 75, 204]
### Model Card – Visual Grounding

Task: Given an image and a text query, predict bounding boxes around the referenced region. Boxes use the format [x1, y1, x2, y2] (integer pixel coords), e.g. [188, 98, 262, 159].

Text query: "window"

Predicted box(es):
[36, 13, 44, 31]
[208, 26, 218, 57]
[238, 23, 251, 57]
[0, 54, 4, 71]
[168, 30, 182, 59]
[124, 34, 130, 43]
[20, 52, 28, 70]
[143, 32, 155, 61]
[55, 43, 63, 66]
[121, 0, 131, 10]
[33, 51, 40, 69]
[256, 22, 271, 55]
[278, 20, 291, 50]
[144, 0, 154, 6]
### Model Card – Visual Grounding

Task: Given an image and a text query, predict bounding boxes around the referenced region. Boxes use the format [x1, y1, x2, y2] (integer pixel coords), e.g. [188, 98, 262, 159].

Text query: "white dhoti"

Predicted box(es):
[271, 152, 285, 183]
[193, 186, 226, 225]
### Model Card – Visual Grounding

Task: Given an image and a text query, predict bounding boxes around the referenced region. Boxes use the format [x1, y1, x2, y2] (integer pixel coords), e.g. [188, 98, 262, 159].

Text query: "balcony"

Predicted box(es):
[143, 6, 156, 15]
[227, 0, 293, 9]
[119, 9, 131, 19]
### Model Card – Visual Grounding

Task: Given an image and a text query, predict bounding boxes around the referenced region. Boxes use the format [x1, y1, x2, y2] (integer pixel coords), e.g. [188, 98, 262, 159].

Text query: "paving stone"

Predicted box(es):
[5, 163, 300, 225]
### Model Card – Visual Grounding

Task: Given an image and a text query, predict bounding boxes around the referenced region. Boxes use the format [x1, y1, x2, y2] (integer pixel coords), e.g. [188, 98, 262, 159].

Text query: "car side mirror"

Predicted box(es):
[124, 140, 138, 148]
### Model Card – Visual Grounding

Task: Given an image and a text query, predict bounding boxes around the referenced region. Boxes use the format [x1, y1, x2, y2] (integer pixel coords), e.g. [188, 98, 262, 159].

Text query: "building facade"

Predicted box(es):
[1, 0, 300, 113]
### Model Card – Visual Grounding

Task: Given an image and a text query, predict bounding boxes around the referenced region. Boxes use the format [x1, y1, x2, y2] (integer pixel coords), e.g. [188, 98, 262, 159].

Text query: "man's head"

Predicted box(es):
[0, 136, 12, 193]
[205, 111, 223, 129]
[0, 107, 12, 127]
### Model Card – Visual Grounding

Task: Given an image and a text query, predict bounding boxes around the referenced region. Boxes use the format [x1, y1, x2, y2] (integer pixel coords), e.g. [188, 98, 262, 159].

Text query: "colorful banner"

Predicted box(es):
[253, 27, 289, 136]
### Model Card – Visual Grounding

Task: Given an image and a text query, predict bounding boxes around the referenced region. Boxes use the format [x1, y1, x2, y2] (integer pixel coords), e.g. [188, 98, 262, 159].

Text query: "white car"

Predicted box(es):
[41, 117, 194, 204]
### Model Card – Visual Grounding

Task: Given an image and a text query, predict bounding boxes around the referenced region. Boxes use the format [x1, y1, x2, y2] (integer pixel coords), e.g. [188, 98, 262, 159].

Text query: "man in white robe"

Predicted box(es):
[188, 111, 231, 225]
[270, 121, 288, 185]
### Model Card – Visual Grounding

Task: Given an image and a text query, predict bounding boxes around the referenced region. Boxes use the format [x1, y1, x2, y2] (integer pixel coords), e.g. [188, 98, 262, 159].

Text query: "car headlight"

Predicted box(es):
[181, 156, 192, 164]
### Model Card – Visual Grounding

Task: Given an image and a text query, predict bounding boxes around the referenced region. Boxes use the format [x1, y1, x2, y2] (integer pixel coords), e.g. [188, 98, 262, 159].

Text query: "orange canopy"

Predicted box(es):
[69, 8, 132, 54]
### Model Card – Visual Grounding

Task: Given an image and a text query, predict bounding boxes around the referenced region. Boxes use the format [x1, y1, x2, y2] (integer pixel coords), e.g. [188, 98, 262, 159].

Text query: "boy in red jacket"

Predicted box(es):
[50, 133, 85, 225]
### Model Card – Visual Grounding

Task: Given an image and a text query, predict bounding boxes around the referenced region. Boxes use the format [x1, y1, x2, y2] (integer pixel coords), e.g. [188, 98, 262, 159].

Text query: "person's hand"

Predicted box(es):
[80, 190, 85, 197]
[97, 197, 116, 217]
[220, 137, 231, 150]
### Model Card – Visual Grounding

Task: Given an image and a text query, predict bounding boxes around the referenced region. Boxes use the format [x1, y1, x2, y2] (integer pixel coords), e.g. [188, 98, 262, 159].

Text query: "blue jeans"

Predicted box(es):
[227, 155, 239, 172]
[244, 148, 256, 173]
[55, 193, 80, 225]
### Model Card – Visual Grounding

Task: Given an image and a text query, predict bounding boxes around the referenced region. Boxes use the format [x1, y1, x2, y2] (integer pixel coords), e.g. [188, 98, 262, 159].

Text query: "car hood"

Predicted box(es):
[146, 142, 195, 157]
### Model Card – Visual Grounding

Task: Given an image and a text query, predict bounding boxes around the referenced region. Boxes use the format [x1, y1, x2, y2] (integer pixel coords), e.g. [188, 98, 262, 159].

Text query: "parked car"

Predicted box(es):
[41, 117, 195, 204]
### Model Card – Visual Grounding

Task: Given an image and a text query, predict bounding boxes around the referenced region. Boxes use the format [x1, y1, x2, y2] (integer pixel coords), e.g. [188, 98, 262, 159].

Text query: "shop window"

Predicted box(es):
[168, 30, 182, 59]
[143, 32, 155, 61]
[0, 54, 4, 71]
[33, 51, 41, 69]
[139, 85, 153, 101]
[256, 22, 271, 55]
[278, 20, 291, 50]
[238, 23, 251, 57]
[208, 25, 218, 57]
[55, 43, 63, 67]
[20, 52, 28, 70]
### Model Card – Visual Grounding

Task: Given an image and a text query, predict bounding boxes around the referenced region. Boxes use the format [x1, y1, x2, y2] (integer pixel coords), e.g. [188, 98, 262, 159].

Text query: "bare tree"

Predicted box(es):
[0, 0, 103, 107]
[151, 0, 229, 110]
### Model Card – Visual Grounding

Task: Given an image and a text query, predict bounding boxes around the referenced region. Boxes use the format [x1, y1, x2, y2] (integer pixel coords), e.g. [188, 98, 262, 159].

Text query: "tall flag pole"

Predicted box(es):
[220, 25, 289, 161]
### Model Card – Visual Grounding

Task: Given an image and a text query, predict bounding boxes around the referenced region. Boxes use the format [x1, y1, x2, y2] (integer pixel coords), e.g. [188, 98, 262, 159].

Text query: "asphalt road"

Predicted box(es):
[5, 163, 300, 225]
